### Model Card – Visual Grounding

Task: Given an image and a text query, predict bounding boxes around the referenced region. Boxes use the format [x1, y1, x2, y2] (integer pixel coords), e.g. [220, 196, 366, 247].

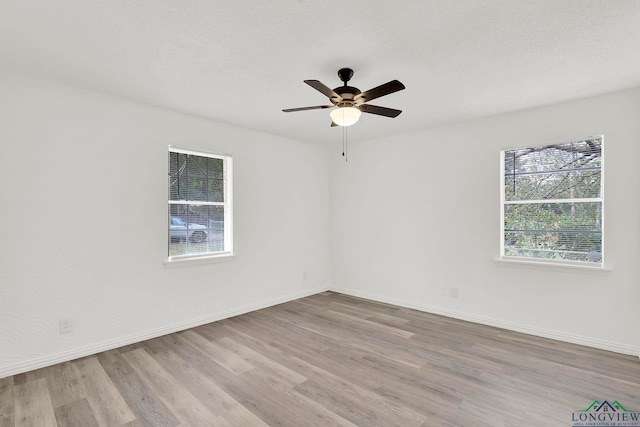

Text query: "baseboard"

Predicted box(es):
[0, 285, 330, 378]
[330, 286, 640, 358]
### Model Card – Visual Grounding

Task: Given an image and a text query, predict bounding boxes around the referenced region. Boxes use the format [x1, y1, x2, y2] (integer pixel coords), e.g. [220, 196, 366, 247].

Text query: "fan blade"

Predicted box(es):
[305, 80, 341, 100]
[283, 105, 334, 112]
[358, 104, 402, 118]
[355, 80, 405, 103]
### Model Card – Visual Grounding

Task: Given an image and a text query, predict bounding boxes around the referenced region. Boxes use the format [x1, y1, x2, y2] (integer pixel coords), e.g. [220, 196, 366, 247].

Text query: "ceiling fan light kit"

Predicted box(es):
[330, 106, 361, 126]
[283, 67, 405, 128]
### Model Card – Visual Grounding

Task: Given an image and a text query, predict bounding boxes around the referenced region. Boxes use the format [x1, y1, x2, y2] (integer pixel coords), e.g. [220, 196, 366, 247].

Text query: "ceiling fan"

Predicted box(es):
[283, 68, 405, 127]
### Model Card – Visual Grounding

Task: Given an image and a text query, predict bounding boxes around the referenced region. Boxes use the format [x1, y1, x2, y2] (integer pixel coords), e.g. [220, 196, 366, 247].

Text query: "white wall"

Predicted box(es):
[330, 87, 640, 355]
[0, 73, 331, 377]
[2, 72, 637, 378]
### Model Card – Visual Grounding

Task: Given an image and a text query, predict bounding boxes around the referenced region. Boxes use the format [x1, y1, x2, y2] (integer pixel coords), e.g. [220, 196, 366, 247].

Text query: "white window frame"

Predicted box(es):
[167, 146, 233, 264]
[499, 136, 604, 268]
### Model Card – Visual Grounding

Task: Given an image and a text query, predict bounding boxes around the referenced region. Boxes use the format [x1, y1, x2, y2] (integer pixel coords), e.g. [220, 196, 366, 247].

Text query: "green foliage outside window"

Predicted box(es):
[503, 138, 603, 262]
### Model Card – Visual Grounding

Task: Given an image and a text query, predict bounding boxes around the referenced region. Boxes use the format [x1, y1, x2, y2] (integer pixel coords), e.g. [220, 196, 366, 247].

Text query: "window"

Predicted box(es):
[168, 147, 232, 260]
[501, 137, 603, 264]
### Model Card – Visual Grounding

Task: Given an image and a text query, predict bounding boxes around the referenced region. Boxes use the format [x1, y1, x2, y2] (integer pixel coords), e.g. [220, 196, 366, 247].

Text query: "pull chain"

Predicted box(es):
[342, 125, 348, 162]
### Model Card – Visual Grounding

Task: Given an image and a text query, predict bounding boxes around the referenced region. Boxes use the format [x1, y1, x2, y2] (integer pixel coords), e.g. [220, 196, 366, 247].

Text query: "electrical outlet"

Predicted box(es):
[59, 319, 73, 334]
[450, 288, 459, 298]
[439, 286, 446, 296]
[303, 272, 308, 280]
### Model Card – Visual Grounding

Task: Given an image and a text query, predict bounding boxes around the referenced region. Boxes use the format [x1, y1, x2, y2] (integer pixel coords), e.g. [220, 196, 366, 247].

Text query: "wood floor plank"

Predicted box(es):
[152, 332, 210, 365]
[293, 377, 426, 427]
[239, 311, 333, 352]
[72, 357, 136, 426]
[264, 307, 427, 369]
[101, 355, 179, 427]
[123, 348, 218, 426]
[191, 322, 229, 341]
[323, 309, 415, 338]
[177, 330, 254, 375]
[153, 350, 271, 427]
[94, 349, 122, 366]
[11, 369, 46, 387]
[153, 349, 241, 417]
[0, 377, 14, 427]
[237, 367, 358, 427]
[328, 300, 411, 325]
[42, 362, 85, 410]
[214, 322, 430, 426]
[3, 291, 640, 426]
[221, 405, 270, 427]
[13, 378, 57, 427]
[322, 346, 464, 418]
[163, 333, 353, 426]
[54, 398, 100, 427]
[217, 337, 308, 387]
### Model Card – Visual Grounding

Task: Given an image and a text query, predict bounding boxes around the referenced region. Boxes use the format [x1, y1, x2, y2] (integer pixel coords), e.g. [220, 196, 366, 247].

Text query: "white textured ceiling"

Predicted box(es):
[2, 0, 640, 145]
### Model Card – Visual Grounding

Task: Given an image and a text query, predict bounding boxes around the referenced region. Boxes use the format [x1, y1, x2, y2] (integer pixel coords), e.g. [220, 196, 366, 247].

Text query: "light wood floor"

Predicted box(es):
[1, 291, 639, 426]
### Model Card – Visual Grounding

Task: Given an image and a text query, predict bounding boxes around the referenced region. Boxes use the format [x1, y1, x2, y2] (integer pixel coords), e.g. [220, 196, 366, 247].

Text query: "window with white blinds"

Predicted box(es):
[501, 137, 603, 264]
[168, 147, 233, 259]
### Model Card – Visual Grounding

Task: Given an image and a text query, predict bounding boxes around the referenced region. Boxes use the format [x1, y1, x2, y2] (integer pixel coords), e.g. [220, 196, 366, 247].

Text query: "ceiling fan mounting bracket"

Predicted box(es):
[337, 68, 354, 85]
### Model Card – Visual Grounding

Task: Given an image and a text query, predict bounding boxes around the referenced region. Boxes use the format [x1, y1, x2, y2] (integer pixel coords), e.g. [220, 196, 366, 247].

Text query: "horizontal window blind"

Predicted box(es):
[168, 148, 232, 259]
[502, 137, 603, 263]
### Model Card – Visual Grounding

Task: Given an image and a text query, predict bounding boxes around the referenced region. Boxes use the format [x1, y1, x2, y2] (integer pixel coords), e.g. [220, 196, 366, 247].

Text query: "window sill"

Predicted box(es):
[163, 253, 236, 268]
[495, 257, 611, 272]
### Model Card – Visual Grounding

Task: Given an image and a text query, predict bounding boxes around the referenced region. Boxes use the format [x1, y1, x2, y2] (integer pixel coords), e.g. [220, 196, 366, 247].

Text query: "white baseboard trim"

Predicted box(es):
[330, 286, 640, 358]
[0, 285, 330, 379]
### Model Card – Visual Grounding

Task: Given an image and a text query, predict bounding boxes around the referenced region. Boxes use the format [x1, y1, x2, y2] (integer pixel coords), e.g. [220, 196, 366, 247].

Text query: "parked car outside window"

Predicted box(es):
[169, 216, 208, 243]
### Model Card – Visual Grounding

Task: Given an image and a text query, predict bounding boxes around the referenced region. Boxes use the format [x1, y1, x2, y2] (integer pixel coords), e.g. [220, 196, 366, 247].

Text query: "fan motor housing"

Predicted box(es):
[332, 85, 361, 105]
